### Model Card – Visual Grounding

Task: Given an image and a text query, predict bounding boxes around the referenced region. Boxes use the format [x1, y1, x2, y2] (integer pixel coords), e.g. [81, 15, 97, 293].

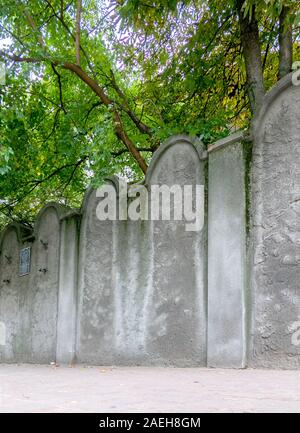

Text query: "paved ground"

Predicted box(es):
[0, 364, 300, 412]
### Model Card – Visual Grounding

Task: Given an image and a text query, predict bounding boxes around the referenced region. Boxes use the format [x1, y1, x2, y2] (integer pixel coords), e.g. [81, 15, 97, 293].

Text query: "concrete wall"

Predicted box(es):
[0, 135, 210, 366]
[0, 75, 300, 370]
[0, 205, 61, 363]
[76, 183, 117, 364]
[76, 136, 207, 366]
[144, 137, 207, 366]
[250, 74, 300, 368]
[0, 204, 79, 364]
[207, 133, 247, 368]
[0, 225, 24, 362]
[56, 213, 79, 365]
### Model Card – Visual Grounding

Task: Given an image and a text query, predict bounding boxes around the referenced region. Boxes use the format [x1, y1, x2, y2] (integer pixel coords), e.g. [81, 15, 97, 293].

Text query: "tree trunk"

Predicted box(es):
[236, 0, 265, 114]
[278, 5, 293, 80]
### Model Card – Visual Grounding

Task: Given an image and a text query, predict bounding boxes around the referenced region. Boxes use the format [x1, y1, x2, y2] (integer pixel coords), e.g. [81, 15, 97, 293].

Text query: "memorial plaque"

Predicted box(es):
[19, 247, 31, 276]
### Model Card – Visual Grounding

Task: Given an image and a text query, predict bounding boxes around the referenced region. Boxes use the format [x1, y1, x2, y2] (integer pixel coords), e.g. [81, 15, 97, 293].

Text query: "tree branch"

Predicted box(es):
[84, 101, 103, 125]
[0, 157, 88, 222]
[24, 8, 46, 48]
[278, 5, 293, 80]
[75, 0, 82, 65]
[60, 0, 64, 21]
[112, 147, 157, 157]
[236, 0, 265, 114]
[61, 62, 148, 172]
[262, 21, 276, 71]
[110, 69, 152, 136]
[62, 156, 86, 190]
[1, 18, 149, 174]
[0, 51, 41, 63]
[51, 63, 67, 113]
[43, 0, 95, 76]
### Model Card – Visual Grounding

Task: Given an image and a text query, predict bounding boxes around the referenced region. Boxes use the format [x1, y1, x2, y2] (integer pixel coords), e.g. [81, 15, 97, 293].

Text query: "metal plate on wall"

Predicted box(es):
[19, 247, 31, 276]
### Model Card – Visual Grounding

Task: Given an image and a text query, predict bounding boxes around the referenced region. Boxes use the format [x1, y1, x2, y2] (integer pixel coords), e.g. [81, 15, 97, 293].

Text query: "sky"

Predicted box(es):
[0, 37, 11, 49]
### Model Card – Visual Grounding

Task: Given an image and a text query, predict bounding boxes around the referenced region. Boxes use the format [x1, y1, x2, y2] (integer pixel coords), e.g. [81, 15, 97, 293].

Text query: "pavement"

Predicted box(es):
[0, 364, 300, 412]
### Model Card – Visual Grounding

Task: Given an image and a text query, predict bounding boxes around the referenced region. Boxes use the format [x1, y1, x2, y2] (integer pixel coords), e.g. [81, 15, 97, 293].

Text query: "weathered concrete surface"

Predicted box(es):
[56, 214, 80, 365]
[1, 365, 300, 413]
[76, 136, 207, 366]
[144, 136, 207, 366]
[0, 135, 207, 367]
[0, 205, 62, 363]
[207, 135, 246, 368]
[113, 216, 154, 364]
[76, 183, 117, 365]
[251, 74, 300, 368]
[2, 81, 300, 371]
[26, 205, 60, 363]
[0, 204, 75, 364]
[0, 226, 22, 362]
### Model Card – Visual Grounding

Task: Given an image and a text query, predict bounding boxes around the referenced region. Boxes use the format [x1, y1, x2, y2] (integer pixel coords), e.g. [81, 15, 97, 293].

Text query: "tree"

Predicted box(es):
[116, 0, 299, 113]
[0, 0, 299, 227]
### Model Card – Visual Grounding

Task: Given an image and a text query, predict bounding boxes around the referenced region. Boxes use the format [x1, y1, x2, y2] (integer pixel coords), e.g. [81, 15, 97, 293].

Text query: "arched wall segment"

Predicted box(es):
[76, 136, 207, 366]
[26, 205, 60, 362]
[76, 179, 118, 364]
[0, 225, 22, 361]
[144, 135, 207, 365]
[0, 203, 77, 363]
[251, 73, 300, 368]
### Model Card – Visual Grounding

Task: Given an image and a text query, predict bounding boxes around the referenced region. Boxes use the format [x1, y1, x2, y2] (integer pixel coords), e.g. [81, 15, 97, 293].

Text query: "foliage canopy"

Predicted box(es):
[0, 0, 299, 227]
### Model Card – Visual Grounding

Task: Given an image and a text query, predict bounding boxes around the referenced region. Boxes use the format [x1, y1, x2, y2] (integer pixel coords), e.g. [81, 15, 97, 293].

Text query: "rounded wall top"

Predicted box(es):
[145, 134, 204, 185]
[0, 202, 78, 249]
[253, 72, 299, 138]
[34, 202, 78, 235]
[0, 222, 32, 249]
[81, 175, 120, 214]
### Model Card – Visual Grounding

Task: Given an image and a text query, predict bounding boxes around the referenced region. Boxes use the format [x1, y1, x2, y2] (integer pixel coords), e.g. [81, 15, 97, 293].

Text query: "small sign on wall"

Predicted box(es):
[19, 247, 31, 276]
